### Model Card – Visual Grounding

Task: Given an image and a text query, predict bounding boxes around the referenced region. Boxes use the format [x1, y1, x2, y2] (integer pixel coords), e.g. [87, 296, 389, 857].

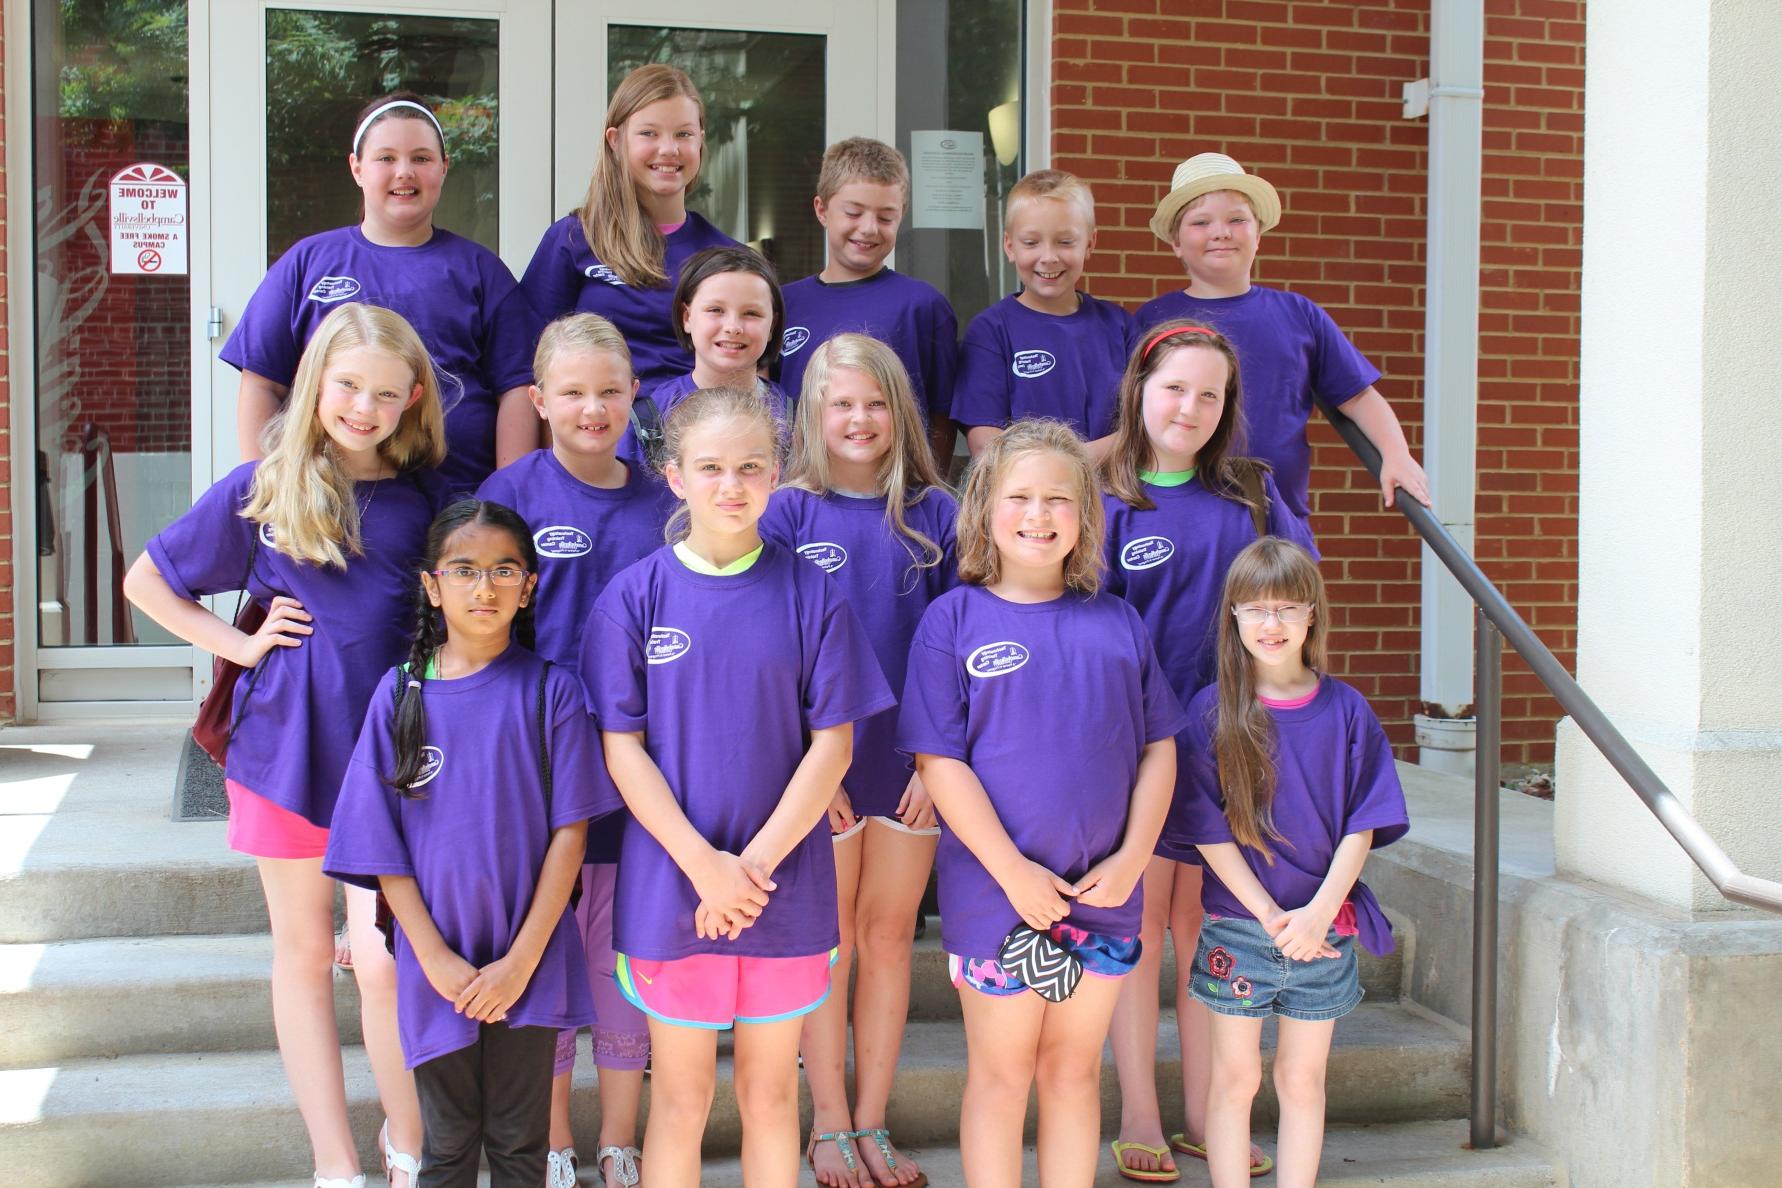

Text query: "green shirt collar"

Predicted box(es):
[673, 541, 764, 576]
[1138, 467, 1197, 487]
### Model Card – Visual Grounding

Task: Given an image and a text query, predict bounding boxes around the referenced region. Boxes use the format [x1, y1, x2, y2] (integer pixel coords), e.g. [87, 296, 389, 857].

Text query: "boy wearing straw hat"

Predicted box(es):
[1137, 153, 1429, 518]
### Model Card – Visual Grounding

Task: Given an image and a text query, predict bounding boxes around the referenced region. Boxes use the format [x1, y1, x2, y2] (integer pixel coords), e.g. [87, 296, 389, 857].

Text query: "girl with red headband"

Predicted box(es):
[1097, 321, 1315, 1182]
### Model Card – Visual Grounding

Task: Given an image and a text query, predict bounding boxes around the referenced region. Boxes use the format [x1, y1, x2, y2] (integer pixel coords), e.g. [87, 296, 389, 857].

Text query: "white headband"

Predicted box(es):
[352, 100, 445, 155]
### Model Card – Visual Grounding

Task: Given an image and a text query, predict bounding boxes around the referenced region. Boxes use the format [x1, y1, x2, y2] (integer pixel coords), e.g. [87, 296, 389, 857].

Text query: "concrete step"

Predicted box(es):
[184, 1120, 1556, 1187]
[0, 925, 1406, 1066]
[0, 1004, 1467, 1186]
[0, 935, 361, 1067]
[0, 725, 267, 943]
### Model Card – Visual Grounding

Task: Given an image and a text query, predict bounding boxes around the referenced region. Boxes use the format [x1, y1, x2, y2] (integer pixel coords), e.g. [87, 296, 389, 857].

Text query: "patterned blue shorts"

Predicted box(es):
[948, 924, 1142, 997]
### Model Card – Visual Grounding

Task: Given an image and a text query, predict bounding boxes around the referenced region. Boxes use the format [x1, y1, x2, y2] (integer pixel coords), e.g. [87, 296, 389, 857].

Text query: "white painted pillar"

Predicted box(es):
[1416, 0, 1484, 731]
[1557, 0, 1782, 912]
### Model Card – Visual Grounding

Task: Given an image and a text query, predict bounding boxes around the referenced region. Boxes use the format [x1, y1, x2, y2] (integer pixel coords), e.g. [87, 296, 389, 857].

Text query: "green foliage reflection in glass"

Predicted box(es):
[55, 0, 188, 123]
[264, 9, 499, 260]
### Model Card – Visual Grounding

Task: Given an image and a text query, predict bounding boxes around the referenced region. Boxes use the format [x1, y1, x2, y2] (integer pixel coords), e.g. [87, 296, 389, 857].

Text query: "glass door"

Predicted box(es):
[554, 2, 892, 285]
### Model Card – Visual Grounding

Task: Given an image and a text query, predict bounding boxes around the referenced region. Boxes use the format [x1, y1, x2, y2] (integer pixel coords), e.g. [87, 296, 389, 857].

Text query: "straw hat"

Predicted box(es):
[1150, 153, 1282, 242]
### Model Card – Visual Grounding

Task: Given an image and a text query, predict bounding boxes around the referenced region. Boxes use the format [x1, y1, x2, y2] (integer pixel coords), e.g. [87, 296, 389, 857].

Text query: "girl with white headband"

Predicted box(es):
[224, 91, 537, 492]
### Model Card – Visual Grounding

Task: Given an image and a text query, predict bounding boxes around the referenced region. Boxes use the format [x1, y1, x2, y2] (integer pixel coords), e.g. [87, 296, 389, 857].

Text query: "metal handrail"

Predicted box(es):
[1318, 402, 1782, 1149]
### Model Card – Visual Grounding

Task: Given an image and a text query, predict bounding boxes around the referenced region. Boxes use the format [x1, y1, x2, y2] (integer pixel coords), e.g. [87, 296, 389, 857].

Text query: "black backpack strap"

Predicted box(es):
[1227, 458, 1270, 538]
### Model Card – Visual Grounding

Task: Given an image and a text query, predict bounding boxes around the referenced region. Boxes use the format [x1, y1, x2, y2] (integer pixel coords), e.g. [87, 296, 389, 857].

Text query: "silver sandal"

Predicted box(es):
[547, 1145, 578, 1188]
[597, 1143, 641, 1188]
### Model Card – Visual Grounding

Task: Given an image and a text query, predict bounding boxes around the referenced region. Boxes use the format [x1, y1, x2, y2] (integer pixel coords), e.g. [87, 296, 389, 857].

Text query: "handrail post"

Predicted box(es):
[1471, 607, 1501, 1149]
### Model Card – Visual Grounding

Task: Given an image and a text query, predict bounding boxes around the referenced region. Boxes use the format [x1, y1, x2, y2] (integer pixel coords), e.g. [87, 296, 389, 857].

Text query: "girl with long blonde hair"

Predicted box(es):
[761, 334, 954, 1187]
[520, 64, 741, 394]
[126, 302, 449, 1187]
[1161, 537, 1408, 1188]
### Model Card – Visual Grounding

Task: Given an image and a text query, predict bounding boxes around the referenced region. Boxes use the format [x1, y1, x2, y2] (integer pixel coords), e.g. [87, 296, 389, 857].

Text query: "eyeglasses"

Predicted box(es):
[430, 566, 529, 588]
[1232, 603, 1312, 625]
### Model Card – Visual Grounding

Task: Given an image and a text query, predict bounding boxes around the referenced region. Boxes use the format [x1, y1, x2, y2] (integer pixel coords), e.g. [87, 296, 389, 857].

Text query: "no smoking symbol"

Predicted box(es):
[137, 248, 162, 272]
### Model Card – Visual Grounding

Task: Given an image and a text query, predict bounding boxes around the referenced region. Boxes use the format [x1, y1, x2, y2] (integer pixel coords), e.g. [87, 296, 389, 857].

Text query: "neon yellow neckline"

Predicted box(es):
[673, 541, 764, 576]
[1138, 467, 1196, 487]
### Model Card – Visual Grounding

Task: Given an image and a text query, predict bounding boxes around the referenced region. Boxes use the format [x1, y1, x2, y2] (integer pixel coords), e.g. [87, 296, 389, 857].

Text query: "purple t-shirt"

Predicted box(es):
[1160, 678, 1410, 955]
[1102, 470, 1317, 702]
[519, 212, 739, 392]
[896, 586, 1188, 958]
[619, 373, 791, 466]
[219, 225, 535, 492]
[324, 646, 620, 1067]
[1134, 287, 1380, 521]
[951, 293, 1140, 440]
[760, 485, 959, 817]
[584, 543, 896, 959]
[146, 461, 446, 827]
[475, 451, 677, 668]
[778, 269, 959, 419]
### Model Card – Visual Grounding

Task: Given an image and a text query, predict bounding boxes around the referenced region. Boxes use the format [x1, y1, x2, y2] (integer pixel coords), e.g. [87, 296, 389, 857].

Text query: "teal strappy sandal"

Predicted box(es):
[852, 1128, 929, 1188]
[806, 1128, 861, 1184]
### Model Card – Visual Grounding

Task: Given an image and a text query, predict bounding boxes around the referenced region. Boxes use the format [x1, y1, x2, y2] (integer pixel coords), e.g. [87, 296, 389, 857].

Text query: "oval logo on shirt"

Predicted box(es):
[796, 541, 847, 573]
[1120, 535, 1176, 571]
[583, 263, 625, 287]
[258, 521, 277, 548]
[411, 746, 445, 788]
[646, 627, 692, 665]
[966, 640, 1030, 679]
[306, 276, 362, 304]
[782, 326, 812, 356]
[1011, 350, 1056, 379]
[534, 525, 593, 559]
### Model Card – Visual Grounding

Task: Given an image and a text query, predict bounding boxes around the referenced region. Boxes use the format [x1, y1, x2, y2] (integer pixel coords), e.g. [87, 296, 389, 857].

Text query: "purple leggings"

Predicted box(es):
[554, 864, 651, 1075]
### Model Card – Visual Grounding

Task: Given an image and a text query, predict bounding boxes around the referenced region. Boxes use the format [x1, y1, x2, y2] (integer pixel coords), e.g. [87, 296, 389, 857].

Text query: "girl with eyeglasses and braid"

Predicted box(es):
[325, 498, 621, 1187]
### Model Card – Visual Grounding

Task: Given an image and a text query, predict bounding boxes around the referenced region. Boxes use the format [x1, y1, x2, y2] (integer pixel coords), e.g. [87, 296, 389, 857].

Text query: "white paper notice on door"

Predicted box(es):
[109, 163, 189, 276]
[911, 131, 986, 230]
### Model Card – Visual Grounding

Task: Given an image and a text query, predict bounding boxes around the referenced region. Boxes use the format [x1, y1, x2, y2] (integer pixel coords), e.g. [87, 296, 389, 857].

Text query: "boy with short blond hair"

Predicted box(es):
[781, 136, 960, 468]
[1137, 152, 1428, 515]
[952, 169, 1139, 457]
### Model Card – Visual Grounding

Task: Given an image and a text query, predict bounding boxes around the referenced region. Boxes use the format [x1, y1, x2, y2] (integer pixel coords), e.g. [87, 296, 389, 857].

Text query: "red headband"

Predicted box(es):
[1141, 324, 1219, 361]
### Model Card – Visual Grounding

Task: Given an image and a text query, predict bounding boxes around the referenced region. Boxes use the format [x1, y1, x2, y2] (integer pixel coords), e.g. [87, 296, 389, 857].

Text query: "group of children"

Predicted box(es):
[125, 61, 1424, 1188]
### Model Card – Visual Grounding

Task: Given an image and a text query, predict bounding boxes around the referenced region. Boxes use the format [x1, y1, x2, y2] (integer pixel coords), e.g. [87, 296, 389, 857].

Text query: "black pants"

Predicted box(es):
[413, 1022, 557, 1188]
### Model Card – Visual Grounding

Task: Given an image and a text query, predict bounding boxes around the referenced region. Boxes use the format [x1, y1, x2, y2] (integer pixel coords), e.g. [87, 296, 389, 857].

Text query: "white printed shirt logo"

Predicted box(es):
[966, 640, 1030, 678]
[534, 526, 593, 559]
[258, 522, 277, 547]
[1120, 536, 1175, 571]
[583, 263, 626, 287]
[781, 326, 812, 356]
[1011, 350, 1056, 379]
[796, 541, 847, 573]
[411, 746, 445, 788]
[646, 627, 692, 664]
[306, 276, 362, 304]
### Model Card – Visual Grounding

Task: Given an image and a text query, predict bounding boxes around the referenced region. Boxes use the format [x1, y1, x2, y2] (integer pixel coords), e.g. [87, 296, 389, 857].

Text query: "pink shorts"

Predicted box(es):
[614, 949, 837, 1030]
[225, 779, 329, 859]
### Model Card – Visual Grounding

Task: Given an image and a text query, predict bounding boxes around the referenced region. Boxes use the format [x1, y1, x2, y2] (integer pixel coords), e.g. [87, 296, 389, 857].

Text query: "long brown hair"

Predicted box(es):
[1100, 319, 1257, 514]
[579, 65, 705, 288]
[955, 419, 1104, 595]
[1212, 536, 1328, 861]
[784, 333, 950, 577]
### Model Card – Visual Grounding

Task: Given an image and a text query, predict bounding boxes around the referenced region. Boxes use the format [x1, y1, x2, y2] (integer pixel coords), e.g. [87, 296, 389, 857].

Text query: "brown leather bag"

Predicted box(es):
[192, 533, 264, 768]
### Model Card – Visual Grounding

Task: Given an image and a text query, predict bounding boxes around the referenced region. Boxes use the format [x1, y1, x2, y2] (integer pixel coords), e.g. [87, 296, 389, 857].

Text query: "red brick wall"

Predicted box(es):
[1052, 0, 1582, 766]
[1, 11, 14, 723]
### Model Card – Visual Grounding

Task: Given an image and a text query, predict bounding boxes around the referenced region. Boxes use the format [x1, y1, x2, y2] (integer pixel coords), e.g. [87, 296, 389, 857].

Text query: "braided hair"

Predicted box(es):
[390, 498, 540, 795]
